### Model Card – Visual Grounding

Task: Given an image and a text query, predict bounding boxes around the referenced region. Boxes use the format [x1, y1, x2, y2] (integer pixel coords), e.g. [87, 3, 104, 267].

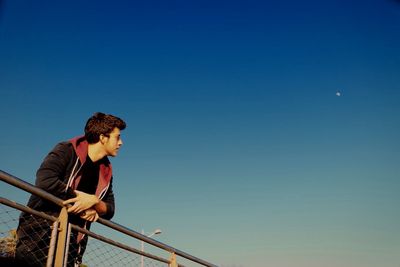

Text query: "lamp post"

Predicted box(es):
[141, 229, 162, 267]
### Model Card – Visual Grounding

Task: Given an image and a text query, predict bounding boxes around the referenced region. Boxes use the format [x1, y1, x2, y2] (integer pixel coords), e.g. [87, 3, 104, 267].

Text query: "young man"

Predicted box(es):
[15, 112, 126, 266]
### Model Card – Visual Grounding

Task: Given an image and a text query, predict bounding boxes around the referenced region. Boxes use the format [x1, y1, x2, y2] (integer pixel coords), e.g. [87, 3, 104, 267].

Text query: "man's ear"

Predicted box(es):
[99, 134, 108, 144]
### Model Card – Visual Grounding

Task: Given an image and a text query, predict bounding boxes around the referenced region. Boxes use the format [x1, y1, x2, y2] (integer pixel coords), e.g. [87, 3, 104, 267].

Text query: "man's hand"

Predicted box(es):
[79, 208, 99, 222]
[63, 190, 100, 214]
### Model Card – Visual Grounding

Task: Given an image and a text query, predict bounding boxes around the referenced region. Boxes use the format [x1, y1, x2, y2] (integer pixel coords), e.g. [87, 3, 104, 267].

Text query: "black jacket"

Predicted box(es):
[16, 136, 115, 265]
[22, 136, 115, 220]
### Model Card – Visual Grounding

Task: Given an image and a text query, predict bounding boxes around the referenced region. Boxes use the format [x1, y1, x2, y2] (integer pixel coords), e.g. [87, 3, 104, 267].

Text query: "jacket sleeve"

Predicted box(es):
[35, 142, 76, 200]
[100, 178, 115, 220]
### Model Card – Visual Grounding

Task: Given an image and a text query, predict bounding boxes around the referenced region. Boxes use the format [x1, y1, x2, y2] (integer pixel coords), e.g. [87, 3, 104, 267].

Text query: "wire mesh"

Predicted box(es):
[0, 203, 77, 267]
[0, 204, 18, 259]
[13, 211, 53, 266]
[82, 236, 168, 267]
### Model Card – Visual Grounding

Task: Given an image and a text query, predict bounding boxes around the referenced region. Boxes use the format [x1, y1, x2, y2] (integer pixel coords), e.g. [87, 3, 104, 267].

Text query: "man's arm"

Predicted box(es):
[99, 179, 115, 219]
[63, 187, 114, 218]
[63, 190, 100, 214]
[62, 192, 110, 222]
[94, 200, 108, 215]
[63, 178, 115, 220]
[36, 142, 76, 199]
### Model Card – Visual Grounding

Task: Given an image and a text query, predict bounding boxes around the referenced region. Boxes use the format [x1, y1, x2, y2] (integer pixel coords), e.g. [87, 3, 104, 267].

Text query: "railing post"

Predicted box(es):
[54, 207, 70, 267]
[169, 252, 178, 267]
[47, 220, 60, 267]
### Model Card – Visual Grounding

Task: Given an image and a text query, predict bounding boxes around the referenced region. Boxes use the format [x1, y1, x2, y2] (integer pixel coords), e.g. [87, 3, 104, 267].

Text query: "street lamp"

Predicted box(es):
[141, 229, 162, 267]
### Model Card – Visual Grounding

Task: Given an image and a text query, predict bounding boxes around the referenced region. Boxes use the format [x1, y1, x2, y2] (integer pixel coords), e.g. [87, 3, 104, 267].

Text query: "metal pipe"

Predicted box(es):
[0, 170, 64, 207]
[47, 220, 59, 267]
[0, 197, 57, 222]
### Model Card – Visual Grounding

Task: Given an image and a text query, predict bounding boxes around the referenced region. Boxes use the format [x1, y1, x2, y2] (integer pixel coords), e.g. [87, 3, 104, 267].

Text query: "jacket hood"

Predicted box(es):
[69, 135, 112, 198]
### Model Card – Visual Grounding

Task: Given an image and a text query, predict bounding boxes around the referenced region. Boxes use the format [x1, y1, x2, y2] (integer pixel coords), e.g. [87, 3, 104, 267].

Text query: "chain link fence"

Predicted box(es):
[0, 171, 218, 267]
[0, 201, 170, 267]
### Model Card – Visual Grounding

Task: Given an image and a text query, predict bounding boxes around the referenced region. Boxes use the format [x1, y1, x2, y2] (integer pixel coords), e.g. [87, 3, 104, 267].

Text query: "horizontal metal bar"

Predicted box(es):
[0, 170, 64, 207]
[0, 197, 56, 222]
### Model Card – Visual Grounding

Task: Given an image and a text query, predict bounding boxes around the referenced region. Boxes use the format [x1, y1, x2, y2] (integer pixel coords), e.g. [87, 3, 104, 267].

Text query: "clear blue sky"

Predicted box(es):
[1, 1, 400, 266]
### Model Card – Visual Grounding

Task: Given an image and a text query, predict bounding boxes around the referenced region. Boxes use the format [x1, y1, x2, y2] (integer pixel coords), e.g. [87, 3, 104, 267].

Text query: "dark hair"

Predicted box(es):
[85, 112, 126, 144]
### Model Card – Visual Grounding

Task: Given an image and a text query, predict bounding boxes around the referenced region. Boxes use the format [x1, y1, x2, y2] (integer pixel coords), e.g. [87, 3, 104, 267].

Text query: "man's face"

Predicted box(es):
[103, 127, 123, 157]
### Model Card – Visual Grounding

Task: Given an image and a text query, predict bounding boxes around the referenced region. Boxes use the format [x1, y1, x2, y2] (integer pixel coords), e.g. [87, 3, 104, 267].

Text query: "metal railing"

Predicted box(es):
[0, 169, 218, 267]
